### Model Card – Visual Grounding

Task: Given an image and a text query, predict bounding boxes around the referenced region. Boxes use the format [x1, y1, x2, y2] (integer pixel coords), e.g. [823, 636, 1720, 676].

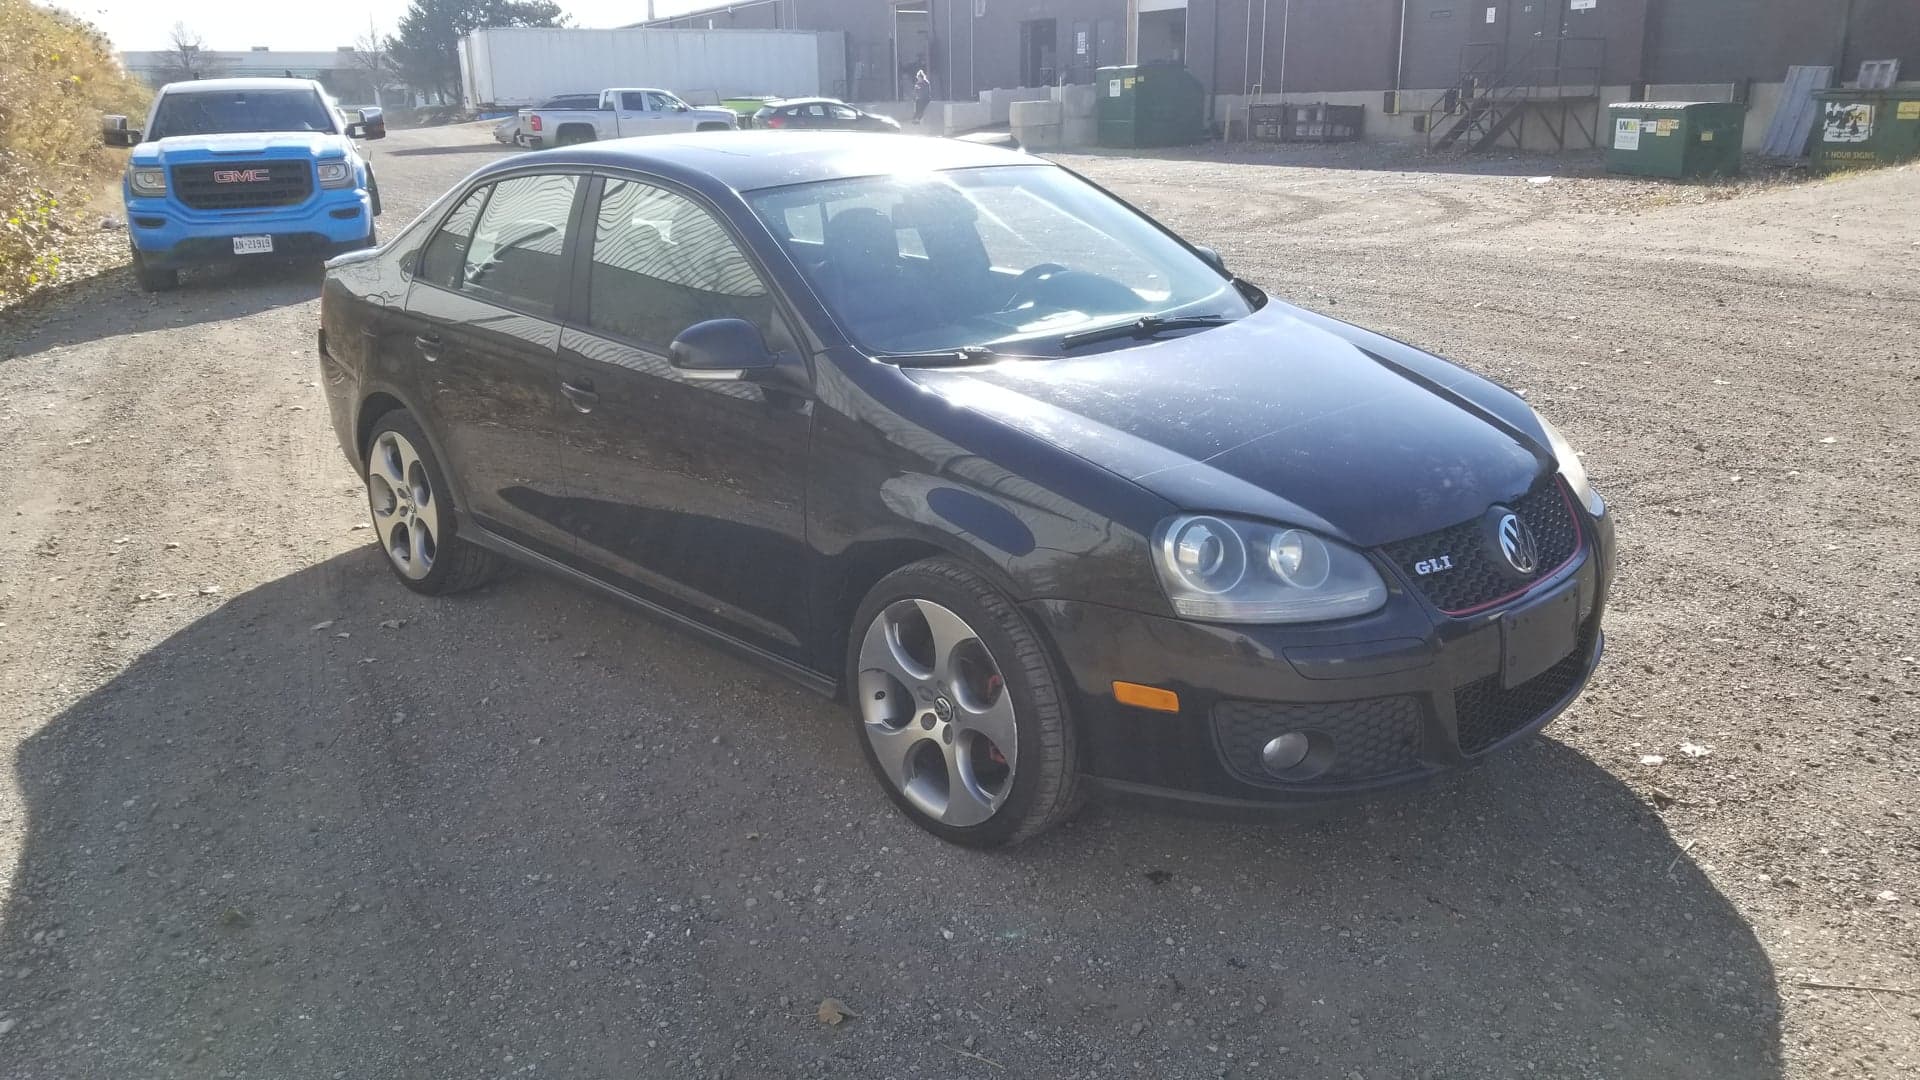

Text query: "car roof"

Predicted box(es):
[159, 77, 323, 95]
[495, 131, 1036, 193]
[766, 97, 846, 108]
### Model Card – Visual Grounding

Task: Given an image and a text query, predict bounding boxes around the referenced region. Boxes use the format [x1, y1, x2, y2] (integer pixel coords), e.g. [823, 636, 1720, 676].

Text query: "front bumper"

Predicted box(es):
[127, 188, 371, 267]
[1027, 507, 1615, 808]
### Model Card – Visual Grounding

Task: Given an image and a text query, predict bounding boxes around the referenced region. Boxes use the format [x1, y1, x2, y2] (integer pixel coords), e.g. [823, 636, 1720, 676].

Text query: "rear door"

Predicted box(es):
[552, 173, 814, 659]
[401, 171, 585, 562]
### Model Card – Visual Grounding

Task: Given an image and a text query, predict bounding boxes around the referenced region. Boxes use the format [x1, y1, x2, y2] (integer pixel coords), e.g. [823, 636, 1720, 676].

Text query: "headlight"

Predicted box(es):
[128, 167, 166, 197]
[317, 161, 353, 188]
[1535, 411, 1603, 515]
[1154, 515, 1387, 623]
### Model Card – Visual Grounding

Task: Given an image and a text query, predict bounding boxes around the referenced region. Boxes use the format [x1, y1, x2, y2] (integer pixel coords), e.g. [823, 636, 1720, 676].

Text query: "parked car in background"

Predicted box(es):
[107, 77, 384, 292]
[752, 97, 901, 132]
[494, 94, 598, 145]
[518, 88, 736, 147]
[317, 133, 1612, 848]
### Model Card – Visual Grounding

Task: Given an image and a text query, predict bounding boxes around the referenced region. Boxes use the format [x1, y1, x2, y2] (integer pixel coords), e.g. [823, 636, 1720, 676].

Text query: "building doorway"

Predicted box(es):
[1020, 18, 1057, 87]
[894, 1, 931, 100]
[1137, 8, 1187, 65]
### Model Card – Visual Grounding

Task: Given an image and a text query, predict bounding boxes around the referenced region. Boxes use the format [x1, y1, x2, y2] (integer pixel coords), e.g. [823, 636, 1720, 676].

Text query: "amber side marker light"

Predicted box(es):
[1112, 681, 1181, 713]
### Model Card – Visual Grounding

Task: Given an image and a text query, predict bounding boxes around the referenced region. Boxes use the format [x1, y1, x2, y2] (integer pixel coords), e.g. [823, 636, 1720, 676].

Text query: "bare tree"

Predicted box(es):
[160, 22, 222, 83]
[351, 17, 399, 107]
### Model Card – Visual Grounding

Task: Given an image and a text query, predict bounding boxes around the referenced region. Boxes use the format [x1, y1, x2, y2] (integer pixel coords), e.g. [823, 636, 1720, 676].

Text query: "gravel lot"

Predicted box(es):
[1, 122, 1915, 1079]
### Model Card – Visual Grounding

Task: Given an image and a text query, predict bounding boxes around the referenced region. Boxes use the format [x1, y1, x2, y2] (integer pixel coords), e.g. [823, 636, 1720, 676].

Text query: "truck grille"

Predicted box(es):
[1213, 696, 1424, 786]
[1379, 478, 1581, 615]
[1453, 621, 1597, 755]
[169, 161, 312, 210]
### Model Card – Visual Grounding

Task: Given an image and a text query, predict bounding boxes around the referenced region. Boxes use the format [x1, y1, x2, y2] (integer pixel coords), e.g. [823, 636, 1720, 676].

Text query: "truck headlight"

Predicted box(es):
[128, 167, 166, 197]
[1534, 411, 1603, 516]
[1153, 515, 1387, 624]
[317, 161, 353, 188]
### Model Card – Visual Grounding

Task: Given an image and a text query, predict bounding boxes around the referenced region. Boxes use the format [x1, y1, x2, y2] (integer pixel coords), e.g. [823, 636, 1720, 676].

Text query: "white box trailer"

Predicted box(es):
[459, 27, 848, 109]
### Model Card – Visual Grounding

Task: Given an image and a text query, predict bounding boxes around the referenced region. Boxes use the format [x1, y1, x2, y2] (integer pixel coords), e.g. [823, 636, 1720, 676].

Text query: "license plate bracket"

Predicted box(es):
[232, 235, 273, 255]
[1500, 584, 1580, 688]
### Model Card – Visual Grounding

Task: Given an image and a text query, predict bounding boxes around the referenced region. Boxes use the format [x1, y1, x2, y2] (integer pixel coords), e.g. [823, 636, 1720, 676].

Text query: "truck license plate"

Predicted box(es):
[232, 235, 273, 255]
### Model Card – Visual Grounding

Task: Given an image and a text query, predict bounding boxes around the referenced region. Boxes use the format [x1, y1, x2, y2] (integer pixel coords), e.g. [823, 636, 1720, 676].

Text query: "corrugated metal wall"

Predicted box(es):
[1644, 0, 1920, 85]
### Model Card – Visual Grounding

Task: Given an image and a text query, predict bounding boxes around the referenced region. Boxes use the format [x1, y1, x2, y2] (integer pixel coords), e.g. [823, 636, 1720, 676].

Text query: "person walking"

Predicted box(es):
[912, 69, 933, 125]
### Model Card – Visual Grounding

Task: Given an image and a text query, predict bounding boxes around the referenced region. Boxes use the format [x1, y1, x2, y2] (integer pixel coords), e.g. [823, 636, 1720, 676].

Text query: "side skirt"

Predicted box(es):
[461, 516, 839, 699]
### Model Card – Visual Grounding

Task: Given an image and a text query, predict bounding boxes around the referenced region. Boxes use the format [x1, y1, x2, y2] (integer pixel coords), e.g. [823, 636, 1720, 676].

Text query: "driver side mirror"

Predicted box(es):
[1193, 244, 1227, 274]
[669, 319, 779, 382]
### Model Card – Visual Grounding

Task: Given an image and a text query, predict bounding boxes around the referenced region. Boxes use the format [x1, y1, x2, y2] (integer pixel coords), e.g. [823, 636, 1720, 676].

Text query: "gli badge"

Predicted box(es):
[1414, 555, 1454, 575]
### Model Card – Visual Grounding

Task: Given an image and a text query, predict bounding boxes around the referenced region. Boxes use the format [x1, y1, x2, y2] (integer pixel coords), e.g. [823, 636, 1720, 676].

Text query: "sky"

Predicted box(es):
[49, 1, 714, 52]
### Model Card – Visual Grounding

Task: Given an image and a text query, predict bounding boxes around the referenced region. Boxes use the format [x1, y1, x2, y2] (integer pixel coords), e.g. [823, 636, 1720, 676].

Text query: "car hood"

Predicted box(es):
[137, 131, 351, 161]
[901, 303, 1547, 548]
[691, 107, 738, 123]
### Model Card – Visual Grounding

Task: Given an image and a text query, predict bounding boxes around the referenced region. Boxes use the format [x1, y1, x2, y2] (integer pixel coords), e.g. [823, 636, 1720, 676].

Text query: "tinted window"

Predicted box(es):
[587, 178, 772, 348]
[149, 88, 336, 139]
[619, 92, 648, 111]
[461, 173, 578, 315]
[418, 185, 489, 288]
[829, 105, 858, 121]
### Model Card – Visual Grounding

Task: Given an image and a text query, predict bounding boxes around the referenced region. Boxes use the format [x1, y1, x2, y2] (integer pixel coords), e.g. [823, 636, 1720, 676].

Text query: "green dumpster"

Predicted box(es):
[1095, 63, 1206, 149]
[1606, 102, 1745, 179]
[1811, 89, 1920, 172]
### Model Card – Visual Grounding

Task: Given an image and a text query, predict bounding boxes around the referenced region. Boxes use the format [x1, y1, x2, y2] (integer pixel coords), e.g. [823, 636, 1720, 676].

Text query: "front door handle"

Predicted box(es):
[560, 379, 599, 413]
[414, 332, 442, 361]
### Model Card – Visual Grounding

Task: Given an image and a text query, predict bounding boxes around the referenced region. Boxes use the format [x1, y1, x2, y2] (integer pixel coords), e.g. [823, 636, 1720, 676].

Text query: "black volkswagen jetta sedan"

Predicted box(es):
[318, 133, 1613, 847]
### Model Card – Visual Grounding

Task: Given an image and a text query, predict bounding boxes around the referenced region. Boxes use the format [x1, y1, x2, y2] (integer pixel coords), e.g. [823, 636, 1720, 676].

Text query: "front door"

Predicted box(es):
[554, 174, 813, 660]
[402, 171, 583, 562]
[614, 91, 659, 137]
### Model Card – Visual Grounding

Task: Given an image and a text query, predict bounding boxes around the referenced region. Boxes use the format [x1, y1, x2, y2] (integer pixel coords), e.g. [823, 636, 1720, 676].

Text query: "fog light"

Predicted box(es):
[1261, 732, 1312, 775]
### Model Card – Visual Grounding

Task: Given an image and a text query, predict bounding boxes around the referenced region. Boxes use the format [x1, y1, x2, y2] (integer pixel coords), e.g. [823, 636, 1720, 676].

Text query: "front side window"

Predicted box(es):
[646, 91, 682, 112]
[148, 89, 338, 139]
[418, 185, 489, 288]
[620, 92, 648, 111]
[460, 173, 578, 315]
[587, 177, 773, 348]
[745, 164, 1251, 354]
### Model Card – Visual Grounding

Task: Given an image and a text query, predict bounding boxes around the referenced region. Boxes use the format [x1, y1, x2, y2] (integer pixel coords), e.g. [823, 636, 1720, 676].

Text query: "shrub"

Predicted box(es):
[0, 0, 149, 302]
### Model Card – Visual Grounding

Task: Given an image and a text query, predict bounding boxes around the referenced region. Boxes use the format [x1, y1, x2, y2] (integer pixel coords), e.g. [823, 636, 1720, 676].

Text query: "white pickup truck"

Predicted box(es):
[519, 88, 738, 147]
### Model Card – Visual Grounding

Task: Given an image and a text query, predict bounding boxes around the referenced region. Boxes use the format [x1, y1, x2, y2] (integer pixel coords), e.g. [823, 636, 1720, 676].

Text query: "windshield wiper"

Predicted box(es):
[1059, 314, 1235, 350]
[873, 345, 1005, 369]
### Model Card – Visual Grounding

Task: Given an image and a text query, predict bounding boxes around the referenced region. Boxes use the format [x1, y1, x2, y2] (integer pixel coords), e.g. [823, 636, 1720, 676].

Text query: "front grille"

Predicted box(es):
[169, 161, 312, 210]
[1453, 622, 1597, 755]
[1379, 478, 1581, 615]
[1213, 696, 1424, 786]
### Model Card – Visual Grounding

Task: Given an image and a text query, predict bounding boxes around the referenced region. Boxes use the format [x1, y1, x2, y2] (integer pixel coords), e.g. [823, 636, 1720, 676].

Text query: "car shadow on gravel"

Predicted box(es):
[0, 263, 323, 358]
[2, 551, 1782, 1078]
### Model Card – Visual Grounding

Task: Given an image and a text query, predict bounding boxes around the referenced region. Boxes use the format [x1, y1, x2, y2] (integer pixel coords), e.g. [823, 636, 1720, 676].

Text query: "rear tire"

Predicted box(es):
[131, 247, 177, 292]
[361, 409, 503, 595]
[847, 558, 1082, 848]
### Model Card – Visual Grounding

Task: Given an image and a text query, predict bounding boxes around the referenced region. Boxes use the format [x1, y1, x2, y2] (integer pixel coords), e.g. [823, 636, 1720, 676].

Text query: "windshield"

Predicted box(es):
[745, 165, 1251, 354]
[149, 89, 338, 140]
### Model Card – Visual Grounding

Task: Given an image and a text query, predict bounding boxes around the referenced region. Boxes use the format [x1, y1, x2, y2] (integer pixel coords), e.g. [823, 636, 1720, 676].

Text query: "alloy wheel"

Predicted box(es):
[856, 599, 1017, 826]
[366, 430, 439, 580]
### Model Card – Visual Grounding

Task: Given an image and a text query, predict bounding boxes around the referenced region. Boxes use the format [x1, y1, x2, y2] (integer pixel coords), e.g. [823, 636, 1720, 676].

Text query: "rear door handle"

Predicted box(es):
[414, 332, 442, 361]
[560, 379, 599, 413]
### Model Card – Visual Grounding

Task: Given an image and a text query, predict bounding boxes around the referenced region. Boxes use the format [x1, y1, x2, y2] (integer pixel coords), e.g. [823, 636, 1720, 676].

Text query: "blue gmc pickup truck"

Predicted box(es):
[105, 78, 385, 291]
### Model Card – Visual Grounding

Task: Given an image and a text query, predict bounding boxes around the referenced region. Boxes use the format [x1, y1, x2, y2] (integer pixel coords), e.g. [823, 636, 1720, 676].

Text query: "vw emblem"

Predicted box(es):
[1496, 513, 1540, 575]
[932, 696, 954, 723]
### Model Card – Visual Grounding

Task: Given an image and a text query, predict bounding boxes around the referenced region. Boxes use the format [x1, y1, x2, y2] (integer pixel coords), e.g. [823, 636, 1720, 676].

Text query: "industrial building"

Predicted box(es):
[634, 0, 1920, 150]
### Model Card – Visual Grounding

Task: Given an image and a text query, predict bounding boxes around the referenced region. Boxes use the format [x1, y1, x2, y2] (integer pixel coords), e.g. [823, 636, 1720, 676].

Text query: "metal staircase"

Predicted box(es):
[1426, 37, 1606, 155]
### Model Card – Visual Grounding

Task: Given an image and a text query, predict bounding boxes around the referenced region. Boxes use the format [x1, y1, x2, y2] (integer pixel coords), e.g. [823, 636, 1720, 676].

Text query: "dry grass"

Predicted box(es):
[0, 0, 148, 304]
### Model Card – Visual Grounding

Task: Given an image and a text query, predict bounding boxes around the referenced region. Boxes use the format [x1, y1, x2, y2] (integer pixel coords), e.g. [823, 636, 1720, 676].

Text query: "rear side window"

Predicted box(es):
[587, 178, 773, 348]
[418, 185, 489, 288]
[462, 174, 578, 315]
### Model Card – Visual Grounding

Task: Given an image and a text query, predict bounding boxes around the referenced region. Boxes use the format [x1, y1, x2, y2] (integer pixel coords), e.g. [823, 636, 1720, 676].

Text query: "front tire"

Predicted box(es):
[362, 410, 502, 595]
[131, 246, 177, 292]
[848, 558, 1082, 847]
